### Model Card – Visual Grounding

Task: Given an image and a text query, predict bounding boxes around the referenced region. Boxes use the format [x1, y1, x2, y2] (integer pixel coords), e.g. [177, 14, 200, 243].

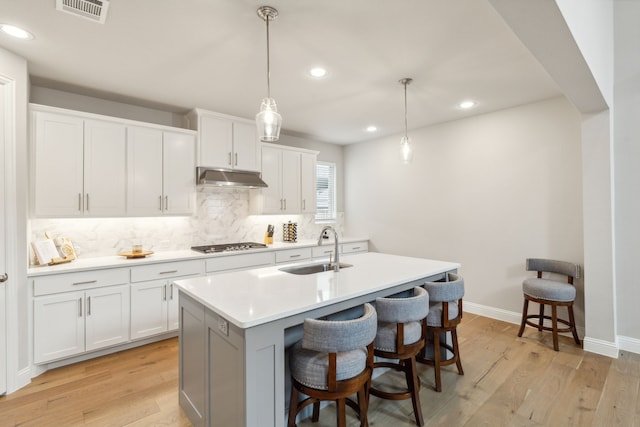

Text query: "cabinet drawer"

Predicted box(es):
[206, 252, 274, 273]
[312, 245, 336, 258]
[342, 241, 368, 254]
[275, 247, 312, 264]
[33, 268, 130, 296]
[131, 259, 204, 282]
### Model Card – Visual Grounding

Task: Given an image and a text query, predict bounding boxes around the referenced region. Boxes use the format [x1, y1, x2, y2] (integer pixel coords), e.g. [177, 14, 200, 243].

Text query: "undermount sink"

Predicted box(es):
[280, 262, 353, 275]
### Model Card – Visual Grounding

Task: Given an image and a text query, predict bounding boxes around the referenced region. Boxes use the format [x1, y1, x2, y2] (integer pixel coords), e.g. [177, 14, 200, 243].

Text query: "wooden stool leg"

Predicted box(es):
[451, 328, 464, 375]
[433, 331, 442, 392]
[518, 298, 529, 337]
[288, 386, 299, 427]
[337, 398, 347, 427]
[407, 356, 424, 426]
[357, 383, 369, 427]
[538, 303, 545, 331]
[567, 303, 581, 346]
[312, 400, 320, 422]
[551, 304, 559, 351]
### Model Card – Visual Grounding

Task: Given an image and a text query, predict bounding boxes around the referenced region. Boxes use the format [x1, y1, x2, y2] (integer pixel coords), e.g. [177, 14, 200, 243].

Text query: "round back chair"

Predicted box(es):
[288, 303, 377, 427]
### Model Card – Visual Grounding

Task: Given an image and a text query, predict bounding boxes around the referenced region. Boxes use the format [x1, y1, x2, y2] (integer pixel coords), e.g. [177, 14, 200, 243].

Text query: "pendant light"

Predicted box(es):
[399, 78, 414, 164]
[256, 6, 282, 142]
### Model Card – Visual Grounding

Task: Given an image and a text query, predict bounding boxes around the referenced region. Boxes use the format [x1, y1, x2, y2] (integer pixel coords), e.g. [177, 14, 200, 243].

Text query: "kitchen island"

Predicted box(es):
[174, 252, 460, 427]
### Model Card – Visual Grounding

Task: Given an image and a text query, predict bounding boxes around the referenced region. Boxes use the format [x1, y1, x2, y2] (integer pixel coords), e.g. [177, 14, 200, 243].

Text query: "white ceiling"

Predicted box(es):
[0, 0, 562, 144]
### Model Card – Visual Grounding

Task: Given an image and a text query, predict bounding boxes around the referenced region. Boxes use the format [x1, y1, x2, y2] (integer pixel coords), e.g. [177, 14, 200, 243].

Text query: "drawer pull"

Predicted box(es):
[351, 246, 361, 250]
[159, 270, 178, 275]
[290, 254, 301, 258]
[73, 280, 97, 286]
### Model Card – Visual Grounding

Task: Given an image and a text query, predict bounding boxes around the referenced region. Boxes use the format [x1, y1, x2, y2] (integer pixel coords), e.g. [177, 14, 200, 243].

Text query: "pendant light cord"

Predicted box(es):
[265, 15, 271, 99]
[403, 81, 408, 138]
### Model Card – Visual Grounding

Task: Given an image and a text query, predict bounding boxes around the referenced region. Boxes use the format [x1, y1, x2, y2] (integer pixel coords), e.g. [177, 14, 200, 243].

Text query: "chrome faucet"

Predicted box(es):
[318, 225, 340, 271]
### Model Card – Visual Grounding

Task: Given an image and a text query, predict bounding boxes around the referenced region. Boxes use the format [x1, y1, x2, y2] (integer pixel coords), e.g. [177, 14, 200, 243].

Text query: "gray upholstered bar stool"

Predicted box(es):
[416, 272, 464, 392]
[370, 286, 429, 427]
[288, 303, 377, 427]
[517, 258, 581, 351]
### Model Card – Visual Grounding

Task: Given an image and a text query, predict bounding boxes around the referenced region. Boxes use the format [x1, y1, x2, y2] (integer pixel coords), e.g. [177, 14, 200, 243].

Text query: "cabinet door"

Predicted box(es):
[167, 282, 180, 331]
[163, 131, 196, 215]
[232, 121, 259, 172]
[85, 284, 130, 351]
[33, 111, 84, 217]
[130, 280, 168, 339]
[260, 145, 283, 214]
[199, 114, 233, 168]
[127, 126, 164, 215]
[281, 150, 301, 214]
[300, 153, 317, 213]
[84, 119, 127, 216]
[34, 291, 84, 363]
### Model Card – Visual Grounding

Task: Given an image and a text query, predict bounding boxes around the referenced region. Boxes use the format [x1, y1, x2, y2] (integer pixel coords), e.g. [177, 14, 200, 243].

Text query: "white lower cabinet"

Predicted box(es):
[130, 260, 204, 339]
[130, 280, 179, 339]
[33, 284, 130, 364]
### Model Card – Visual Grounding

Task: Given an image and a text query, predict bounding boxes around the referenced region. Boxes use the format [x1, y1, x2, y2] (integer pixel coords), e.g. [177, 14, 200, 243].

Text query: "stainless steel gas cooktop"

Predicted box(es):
[190, 242, 268, 254]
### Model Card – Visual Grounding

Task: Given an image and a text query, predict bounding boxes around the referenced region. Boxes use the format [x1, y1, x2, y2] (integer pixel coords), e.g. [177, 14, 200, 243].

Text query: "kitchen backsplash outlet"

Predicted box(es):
[29, 188, 344, 260]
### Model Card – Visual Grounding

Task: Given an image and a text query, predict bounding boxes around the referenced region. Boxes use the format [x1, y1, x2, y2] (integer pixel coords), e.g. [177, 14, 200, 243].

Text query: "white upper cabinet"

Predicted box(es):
[33, 111, 84, 217]
[32, 111, 126, 217]
[163, 130, 196, 215]
[127, 126, 196, 216]
[300, 152, 317, 214]
[187, 109, 260, 172]
[251, 143, 318, 215]
[31, 104, 196, 218]
[83, 119, 127, 216]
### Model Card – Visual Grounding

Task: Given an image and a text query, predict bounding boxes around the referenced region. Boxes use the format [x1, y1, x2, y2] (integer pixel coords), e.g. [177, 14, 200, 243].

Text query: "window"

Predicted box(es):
[316, 162, 336, 221]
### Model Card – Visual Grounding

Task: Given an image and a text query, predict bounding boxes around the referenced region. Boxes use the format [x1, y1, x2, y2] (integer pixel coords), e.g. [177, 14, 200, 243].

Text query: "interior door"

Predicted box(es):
[0, 83, 8, 394]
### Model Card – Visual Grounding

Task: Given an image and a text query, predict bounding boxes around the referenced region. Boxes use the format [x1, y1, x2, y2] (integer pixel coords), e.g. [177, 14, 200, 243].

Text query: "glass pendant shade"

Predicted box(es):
[256, 98, 282, 142]
[400, 135, 413, 164]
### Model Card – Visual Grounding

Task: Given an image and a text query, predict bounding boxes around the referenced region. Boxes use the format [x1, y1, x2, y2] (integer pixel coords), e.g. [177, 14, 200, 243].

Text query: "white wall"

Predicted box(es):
[613, 1, 640, 351]
[344, 97, 584, 324]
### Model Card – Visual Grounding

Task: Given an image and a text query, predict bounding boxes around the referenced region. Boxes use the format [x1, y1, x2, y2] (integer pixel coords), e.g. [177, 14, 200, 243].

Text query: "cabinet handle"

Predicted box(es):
[73, 280, 97, 286]
[0, 273, 7, 283]
[280, 199, 283, 210]
[79, 298, 83, 317]
[159, 195, 162, 211]
[159, 270, 178, 275]
[78, 193, 82, 211]
[86, 193, 89, 211]
[170, 283, 174, 300]
[87, 296, 91, 316]
[283, 199, 287, 211]
[352, 246, 361, 250]
[290, 254, 301, 258]
[163, 284, 167, 301]
[228, 152, 232, 166]
[303, 199, 306, 210]
[165, 196, 169, 211]
[235, 153, 238, 166]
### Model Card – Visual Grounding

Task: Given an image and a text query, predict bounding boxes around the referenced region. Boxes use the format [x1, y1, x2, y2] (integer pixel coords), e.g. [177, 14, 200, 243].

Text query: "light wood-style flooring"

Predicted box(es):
[1, 313, 638, 426]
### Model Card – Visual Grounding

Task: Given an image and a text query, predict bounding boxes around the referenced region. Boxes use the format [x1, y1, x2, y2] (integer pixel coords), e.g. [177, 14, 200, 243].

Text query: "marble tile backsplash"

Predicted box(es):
[29, 188, 344, 262]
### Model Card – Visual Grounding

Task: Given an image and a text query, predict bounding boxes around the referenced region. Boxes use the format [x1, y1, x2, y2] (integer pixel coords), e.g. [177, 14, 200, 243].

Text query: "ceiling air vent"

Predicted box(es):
[56, 0, 110, 24]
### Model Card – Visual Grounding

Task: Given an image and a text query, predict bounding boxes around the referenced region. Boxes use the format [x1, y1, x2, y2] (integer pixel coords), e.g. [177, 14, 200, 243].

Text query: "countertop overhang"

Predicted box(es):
[174, 252, 460, 329]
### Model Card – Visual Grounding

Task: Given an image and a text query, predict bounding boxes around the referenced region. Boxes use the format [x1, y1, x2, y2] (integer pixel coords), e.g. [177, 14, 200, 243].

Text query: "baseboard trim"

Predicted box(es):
[618, 335, 640, 355]
[464, 301, 521, 325]
[583, 336, 619, 358]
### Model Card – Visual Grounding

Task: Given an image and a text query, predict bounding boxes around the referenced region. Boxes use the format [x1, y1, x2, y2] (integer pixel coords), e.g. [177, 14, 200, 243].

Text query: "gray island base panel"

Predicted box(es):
[174, 252, 460, 427]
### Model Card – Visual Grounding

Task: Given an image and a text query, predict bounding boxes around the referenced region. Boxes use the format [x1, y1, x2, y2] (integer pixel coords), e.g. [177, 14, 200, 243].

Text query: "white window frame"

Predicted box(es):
[315, 161, 336, 223]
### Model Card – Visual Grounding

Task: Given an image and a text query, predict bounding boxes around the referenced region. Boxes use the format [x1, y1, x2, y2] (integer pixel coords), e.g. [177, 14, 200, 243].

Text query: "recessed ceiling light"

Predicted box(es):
[0, 24, 34, 40]
[309, 67, 327, 78]
[459, 100, 476, 109]
[366, 126, 377, 132]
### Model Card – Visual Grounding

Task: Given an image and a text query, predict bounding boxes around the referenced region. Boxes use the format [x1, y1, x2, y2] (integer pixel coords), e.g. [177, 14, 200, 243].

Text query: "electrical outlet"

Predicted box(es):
[218, 318, 228, 336]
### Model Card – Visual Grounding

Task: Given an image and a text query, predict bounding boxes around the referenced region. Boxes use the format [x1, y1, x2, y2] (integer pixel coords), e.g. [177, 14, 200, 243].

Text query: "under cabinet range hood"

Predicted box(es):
[196, 167, 268, 188]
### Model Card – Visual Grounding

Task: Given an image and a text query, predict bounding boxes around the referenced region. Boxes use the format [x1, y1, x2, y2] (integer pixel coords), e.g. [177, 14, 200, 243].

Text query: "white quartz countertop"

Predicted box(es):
[26, 237, 368, 277]
[174, 252, 460, 329]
